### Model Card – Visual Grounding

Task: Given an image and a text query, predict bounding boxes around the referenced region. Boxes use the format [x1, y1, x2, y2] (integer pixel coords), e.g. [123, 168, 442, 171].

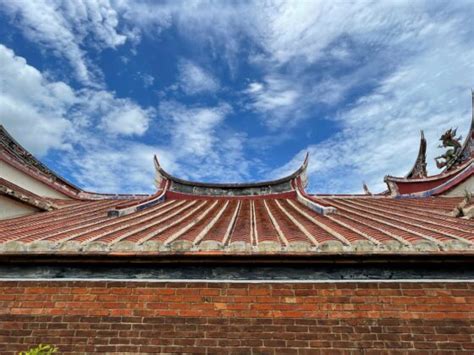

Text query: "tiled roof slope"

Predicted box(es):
[1, 94, 473, 258]
[384, 92, 474, 197]
[0, 125, 150, 201]
[0, 194, 472, 255]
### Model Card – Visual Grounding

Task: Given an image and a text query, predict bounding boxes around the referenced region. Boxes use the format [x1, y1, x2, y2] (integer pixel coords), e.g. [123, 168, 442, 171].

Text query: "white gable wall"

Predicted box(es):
[0, 161, 70, 199]
[444, 175, 474, 197]
[0, 195, 39, 219]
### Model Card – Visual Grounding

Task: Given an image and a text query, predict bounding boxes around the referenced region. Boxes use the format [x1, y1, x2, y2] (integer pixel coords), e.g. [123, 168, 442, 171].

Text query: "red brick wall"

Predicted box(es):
[0, 281, 473, 354]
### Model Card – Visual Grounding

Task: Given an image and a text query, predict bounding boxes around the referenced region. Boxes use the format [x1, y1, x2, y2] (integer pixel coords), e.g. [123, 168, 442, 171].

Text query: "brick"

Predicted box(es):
[0, 281, 473, 353]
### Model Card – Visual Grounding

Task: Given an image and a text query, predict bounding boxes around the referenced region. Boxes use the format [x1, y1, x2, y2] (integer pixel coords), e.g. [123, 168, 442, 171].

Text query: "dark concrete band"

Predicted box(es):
[0, 263, 473, 280]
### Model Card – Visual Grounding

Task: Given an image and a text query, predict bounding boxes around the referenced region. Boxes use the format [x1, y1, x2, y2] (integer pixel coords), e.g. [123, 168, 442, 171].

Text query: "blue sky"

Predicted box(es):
[0, 0, 473, 194]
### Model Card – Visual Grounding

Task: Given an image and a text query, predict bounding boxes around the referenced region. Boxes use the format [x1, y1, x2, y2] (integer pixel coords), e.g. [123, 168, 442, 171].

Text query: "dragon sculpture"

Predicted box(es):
[434, 128, 463, 169]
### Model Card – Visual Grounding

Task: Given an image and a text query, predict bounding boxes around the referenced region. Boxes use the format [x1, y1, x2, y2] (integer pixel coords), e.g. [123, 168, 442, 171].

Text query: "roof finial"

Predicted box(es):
[154, 155, 166, 189]
[302, 152, 309, 168]
[406, 130, 428, 179]
[470, 88, 474, 120]
[362, 182, 372, 195]
[298, 152, 310, 189]
[436, 90, 474, 171]
[435, 128, 463, 170]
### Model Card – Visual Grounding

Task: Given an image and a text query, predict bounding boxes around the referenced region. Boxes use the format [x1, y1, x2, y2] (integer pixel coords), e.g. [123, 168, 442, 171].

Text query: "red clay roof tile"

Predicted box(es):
[0, 194, 472, 256]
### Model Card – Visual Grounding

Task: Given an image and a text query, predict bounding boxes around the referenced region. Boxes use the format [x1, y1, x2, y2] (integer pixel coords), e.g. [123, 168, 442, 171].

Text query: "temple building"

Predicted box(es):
[0, 94, 473, 353]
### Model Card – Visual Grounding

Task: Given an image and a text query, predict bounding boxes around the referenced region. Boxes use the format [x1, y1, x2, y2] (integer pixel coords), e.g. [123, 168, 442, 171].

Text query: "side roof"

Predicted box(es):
[384, 93, 474, 197]
[0, 125, 81, 198]
[0, 125, 149, 201]
[0, 94, 473, 261]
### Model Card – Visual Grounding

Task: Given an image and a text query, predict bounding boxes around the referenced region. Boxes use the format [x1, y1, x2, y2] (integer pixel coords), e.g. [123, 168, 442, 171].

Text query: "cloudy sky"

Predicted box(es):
[0, 0, 473, 194]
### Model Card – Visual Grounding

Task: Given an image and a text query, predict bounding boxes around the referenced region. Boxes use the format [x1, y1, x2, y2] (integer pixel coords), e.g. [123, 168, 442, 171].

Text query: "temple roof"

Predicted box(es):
[384, 93, 474, 197]
[0, 193, 472, 257]
[0, 93, 473, 260]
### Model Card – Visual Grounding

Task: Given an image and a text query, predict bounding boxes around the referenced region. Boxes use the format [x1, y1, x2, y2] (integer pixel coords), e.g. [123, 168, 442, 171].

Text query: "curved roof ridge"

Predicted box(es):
[154, 153, 309, 189]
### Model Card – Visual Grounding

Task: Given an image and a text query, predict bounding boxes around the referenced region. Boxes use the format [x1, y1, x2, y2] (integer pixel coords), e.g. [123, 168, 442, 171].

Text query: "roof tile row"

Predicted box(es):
[0, 195, 472, 255]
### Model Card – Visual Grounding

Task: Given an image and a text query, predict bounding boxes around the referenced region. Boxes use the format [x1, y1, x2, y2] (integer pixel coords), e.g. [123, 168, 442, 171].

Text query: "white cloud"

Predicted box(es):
[116, 2, 473, 135]
[244, 75, 300, 128]
[69, 142, 175, 193]
[246, 82, 263, 93]
[72, 90, 154, 137]
[250, 1, 453, 68]
[2, 1, 474, 195]
[0, 44, 74, 155]
[177, 59, 219, 95]
[100, 105, 151, 137]
[113, 1, 254, 77]
[141, 73, 155, 88]
[244, 74, 353, 129]
[159, 101, 230, 157]
[158, 100, 249, 182]
[248, 78, 298, 111]
[0, 44, 158, 193]
[272, 18, 474, 193]
[113, 0, 173, 35]
[240, 2, 431, 127]
[1, 0, 127, 84]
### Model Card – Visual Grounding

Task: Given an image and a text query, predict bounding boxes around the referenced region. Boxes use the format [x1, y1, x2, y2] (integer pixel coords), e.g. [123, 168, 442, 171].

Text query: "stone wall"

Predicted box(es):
[0, 281, 473, 354]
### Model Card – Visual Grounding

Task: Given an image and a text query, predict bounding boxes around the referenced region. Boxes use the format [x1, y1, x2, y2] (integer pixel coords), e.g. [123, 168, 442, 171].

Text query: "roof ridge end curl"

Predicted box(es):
[405, 130, 428, 179]
[153, 153, 310, 197]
